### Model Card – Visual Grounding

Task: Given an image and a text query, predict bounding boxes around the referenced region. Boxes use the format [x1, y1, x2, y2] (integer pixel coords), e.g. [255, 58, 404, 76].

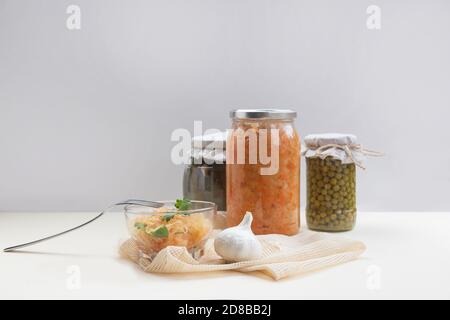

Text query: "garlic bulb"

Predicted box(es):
[214, 212, 263, 262]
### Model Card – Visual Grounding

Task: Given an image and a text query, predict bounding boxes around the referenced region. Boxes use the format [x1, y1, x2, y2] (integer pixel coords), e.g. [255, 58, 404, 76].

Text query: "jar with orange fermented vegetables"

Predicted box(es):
[226, 109, 300, 235]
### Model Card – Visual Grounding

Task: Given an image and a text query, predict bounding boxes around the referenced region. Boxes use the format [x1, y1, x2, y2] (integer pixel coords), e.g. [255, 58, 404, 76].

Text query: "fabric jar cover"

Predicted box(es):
[190, 131, 227, 164]
[302, 133, 382, 169]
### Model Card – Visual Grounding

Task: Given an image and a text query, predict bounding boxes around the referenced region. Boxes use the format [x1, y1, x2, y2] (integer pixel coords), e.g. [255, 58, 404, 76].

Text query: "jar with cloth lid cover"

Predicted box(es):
[183, 132, 227, 211]
[303, 133, 382, 232]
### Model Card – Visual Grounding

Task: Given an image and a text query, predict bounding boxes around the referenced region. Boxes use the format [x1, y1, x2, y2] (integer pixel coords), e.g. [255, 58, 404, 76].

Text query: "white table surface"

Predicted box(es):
[0, 211, 449, 300]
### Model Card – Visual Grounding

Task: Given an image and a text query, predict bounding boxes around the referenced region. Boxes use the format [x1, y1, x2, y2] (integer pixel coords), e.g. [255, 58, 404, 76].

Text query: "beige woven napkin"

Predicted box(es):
[120, 230, 365, 280]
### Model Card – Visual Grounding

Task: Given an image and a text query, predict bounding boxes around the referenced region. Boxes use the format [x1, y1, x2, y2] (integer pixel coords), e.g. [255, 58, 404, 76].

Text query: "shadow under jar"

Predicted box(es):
[227, 109, 300, 235]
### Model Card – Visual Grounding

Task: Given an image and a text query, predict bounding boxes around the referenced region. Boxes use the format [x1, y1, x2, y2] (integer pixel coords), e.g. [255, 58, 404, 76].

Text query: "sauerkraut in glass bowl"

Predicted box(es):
[125, 200, 216, 259]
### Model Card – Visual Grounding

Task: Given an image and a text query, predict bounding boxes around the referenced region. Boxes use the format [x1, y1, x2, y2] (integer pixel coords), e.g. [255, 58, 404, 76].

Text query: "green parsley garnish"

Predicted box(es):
[175, 198, 192, 211]
[148, 225, 169, 238]
[161, 199, 193, 222]
[161, 212, 177, 222]
[134, 222, 147, 230]
[136, 199, 192, 237]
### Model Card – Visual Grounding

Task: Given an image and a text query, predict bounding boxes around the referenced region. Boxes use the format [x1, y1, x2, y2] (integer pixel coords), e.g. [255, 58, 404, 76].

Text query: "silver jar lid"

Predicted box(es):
[230, 108, 297, 120]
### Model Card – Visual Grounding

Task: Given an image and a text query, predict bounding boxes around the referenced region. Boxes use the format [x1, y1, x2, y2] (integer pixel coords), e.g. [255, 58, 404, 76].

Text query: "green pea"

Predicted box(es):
[306, 158, 357, 232]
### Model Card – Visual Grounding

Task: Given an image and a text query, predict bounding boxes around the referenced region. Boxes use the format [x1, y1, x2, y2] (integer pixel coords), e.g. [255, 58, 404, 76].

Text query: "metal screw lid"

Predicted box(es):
[230, 108, 297, 120]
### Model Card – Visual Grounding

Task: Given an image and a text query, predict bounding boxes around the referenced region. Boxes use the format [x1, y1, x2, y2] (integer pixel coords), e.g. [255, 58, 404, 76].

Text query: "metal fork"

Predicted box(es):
[2, 199, 164, 253]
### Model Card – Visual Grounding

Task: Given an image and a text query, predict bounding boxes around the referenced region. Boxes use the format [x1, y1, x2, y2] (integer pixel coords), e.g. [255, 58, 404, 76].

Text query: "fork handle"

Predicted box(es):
[3, 200, 163, 252]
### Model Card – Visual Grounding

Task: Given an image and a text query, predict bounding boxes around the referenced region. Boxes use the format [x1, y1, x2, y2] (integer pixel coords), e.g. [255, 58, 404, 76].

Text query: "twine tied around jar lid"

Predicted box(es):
[302, 133, 383, 170]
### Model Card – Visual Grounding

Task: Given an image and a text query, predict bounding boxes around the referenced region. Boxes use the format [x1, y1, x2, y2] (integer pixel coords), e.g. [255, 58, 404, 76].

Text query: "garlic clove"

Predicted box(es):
[214, 212, 263, 262]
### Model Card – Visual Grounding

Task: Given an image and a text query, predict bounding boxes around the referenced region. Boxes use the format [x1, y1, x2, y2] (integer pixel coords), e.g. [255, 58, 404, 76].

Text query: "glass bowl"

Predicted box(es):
[125, 200, 217, 260]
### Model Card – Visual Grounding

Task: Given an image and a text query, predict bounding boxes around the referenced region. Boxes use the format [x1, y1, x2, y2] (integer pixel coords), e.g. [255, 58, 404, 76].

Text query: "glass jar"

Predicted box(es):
[306, 158, 356, 232]
[227, 109, 300, 235]
[183, 132, 227, 211]
[304, 133, 359, 232]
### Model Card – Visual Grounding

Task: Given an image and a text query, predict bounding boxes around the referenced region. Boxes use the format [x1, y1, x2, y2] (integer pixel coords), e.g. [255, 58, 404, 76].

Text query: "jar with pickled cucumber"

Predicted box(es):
[303, 133, 380, 232]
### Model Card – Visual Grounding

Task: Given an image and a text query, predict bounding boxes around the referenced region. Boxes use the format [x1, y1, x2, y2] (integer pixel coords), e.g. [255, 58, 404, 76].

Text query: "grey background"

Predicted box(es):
[1, 0, 449, 212]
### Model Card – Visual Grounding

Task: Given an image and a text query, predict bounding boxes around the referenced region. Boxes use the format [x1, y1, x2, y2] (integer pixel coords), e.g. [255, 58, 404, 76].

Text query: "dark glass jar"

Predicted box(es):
[183, 132, 227, 211]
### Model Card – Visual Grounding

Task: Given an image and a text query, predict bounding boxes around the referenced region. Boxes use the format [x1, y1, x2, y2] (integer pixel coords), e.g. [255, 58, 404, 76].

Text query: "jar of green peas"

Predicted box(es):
[303, 134, 376, 232]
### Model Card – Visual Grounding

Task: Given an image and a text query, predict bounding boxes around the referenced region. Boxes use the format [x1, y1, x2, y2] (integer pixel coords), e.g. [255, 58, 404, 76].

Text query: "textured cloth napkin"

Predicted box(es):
[120, 230, 365, 280]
